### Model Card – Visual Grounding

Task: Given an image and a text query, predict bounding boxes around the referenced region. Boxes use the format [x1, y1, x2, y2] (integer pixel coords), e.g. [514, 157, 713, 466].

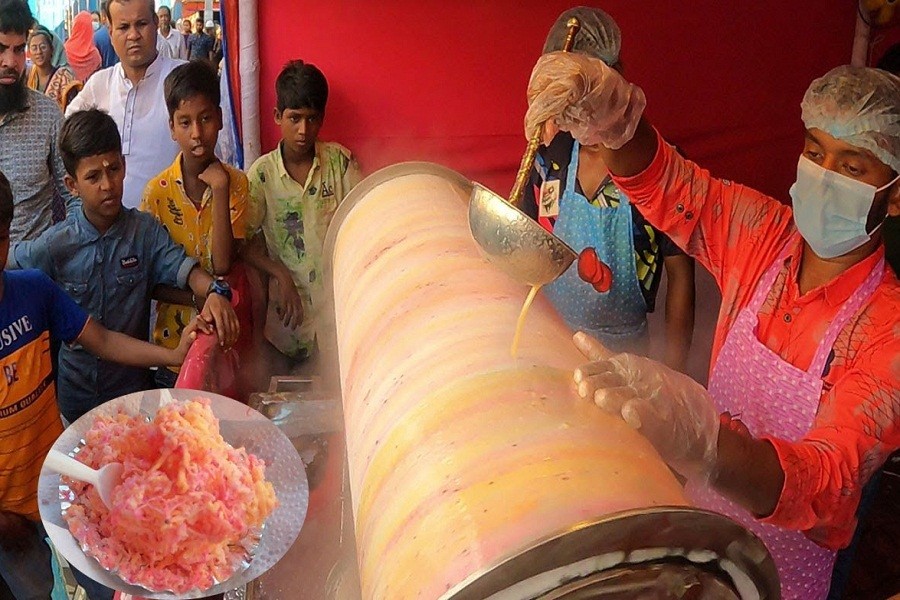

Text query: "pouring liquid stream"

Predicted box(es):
[511, 285, 542, 358]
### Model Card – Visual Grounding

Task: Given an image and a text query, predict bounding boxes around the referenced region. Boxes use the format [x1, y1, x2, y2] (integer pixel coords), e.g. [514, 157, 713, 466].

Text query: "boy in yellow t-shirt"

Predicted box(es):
[141, 60, 248, 386]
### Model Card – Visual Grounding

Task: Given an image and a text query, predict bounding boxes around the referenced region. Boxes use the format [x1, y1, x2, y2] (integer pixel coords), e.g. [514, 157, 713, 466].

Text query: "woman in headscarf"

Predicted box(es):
[50, 29, 68, 68]
[64, 11, 101, 82]
[26, 26, 78, 110]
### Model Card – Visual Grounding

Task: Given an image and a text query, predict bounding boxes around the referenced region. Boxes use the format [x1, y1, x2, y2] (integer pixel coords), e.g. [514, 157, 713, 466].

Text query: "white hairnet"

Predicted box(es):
[542, 6, 621, 67]
[801, 65, 900, 173]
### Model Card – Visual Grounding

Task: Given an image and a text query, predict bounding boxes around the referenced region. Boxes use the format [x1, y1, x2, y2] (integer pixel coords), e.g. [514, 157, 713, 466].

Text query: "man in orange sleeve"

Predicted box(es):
[526, 54, 899, 599]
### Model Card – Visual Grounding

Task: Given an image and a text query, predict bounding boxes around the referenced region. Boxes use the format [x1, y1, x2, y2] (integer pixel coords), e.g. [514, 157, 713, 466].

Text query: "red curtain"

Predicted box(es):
[257, 1, 856, 201]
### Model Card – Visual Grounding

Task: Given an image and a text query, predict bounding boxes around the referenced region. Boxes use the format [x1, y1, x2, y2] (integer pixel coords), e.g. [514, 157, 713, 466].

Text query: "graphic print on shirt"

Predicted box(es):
[0, 329, 63, 518]
[283, 212, 305, 255]
[577, 247, 612, 293]
[141, 157, 248, 358]
[246, 142, 361, 358]
[539, 179, 561, 219]
[527, 133, 676, 311]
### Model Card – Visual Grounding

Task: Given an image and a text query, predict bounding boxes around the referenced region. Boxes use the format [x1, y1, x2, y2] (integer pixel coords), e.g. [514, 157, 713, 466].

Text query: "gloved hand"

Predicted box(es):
[573, 332, 720, 482]
[525, 52, 647, 150]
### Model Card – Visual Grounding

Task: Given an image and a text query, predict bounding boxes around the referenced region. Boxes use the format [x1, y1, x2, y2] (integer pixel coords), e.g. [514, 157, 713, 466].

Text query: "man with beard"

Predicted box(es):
[0, 0, 73, 241]
[67, 0, 184, 208]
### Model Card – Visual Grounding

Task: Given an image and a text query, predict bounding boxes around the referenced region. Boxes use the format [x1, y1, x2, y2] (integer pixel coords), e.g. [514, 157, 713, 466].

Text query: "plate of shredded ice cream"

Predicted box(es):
[38, 389, 309, 599]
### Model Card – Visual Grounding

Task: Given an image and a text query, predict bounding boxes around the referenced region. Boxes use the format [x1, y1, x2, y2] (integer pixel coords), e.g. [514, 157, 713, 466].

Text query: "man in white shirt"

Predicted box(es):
[67, 0, 185, 209]
[156, 4, 185, 60]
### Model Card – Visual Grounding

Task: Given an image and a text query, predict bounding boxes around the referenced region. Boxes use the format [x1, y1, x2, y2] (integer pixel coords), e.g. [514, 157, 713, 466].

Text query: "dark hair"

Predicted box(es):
[91, 10, 101, 18]
[0, 0, 33, 35]
[104, 0, 155, 24]
[157, 5, 170, 17]
[275, 60, 328, 114]
[164, 60, 220, 119]
[0, 170, 12, 229]
[877, 43, 900, 76]
[59, 109, 122, 177]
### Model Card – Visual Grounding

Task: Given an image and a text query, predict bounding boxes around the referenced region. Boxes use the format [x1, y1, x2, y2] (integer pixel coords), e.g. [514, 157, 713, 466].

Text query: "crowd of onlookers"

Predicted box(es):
[24, 1, 223, 115]
[0, 0, 358, 597]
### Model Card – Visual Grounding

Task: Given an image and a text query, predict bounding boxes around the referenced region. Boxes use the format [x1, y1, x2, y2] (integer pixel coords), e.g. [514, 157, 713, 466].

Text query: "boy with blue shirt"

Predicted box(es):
[0, 169, 197, 600]
[9, 109, 240, 423]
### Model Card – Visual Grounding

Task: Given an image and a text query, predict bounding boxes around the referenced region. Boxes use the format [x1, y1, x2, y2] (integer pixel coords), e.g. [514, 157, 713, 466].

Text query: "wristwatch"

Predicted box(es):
[207, 277, 233, 301]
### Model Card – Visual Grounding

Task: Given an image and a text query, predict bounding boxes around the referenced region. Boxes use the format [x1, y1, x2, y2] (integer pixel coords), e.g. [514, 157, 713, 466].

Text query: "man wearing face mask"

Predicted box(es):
[527, 57, 900, 599]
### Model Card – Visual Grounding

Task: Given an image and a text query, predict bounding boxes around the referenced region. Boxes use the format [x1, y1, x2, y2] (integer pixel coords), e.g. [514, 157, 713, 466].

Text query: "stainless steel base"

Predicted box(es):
[443, 507, 779, 600]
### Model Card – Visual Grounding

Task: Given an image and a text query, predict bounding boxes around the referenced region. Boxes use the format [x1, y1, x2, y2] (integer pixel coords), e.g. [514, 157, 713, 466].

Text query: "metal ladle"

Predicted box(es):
[468, 17, 581, 287]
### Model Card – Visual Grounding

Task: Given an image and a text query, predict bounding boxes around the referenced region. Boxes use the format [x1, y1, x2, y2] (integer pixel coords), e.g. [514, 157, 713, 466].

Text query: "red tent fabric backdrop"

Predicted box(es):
[257, 1, 857, 202]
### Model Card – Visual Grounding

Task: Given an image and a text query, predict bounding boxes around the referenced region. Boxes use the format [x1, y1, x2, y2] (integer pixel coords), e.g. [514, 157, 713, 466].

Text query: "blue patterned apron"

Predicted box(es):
[543, 142, 648, 352]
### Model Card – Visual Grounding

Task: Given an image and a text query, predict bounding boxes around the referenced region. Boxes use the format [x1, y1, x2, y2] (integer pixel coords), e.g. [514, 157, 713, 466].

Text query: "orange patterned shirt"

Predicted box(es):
[612, 130, 900, 550]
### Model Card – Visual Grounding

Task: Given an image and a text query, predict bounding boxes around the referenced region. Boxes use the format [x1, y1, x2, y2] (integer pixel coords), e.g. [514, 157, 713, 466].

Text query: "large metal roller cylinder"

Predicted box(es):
[324, 164, 778, 599]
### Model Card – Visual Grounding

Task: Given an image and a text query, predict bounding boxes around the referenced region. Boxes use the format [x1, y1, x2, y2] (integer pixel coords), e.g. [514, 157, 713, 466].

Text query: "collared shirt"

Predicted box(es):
[155, 35, 173, 59]
[188, 32, 214, 61]
[247, 141, 361, 357]
[612, 130, 900, 549]
[0, 270, 88, 520]
[10, 207, 197, 422]
[157, 28, 186, 60]
[0, 89, 73, 242]
[140, 155, 247, 352]
[92, 25, 118, 68]
[66, 53, 185, 209]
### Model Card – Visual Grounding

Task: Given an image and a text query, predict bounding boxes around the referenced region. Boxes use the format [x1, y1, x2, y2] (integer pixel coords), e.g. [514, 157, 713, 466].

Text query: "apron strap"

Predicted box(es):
[746, 237, 795, 314]
[807, 255, 885, 376]
[534, 147, 550, 180]
[745, 234, 885, 377]
[566, 140, 580, 193]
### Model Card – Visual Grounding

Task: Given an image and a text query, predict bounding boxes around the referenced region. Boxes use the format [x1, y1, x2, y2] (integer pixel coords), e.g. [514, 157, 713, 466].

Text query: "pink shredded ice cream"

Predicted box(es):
[63, 398, 279, 593]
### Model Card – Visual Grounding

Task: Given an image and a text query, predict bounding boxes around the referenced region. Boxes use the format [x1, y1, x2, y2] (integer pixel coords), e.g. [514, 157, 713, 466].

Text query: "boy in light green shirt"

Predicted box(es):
[242, 60, 361, 365]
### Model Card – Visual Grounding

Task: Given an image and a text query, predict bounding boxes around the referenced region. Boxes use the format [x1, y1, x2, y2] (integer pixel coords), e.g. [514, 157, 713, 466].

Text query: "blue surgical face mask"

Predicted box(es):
[789, 155, 898, 259]
[92, 21, 100, 31]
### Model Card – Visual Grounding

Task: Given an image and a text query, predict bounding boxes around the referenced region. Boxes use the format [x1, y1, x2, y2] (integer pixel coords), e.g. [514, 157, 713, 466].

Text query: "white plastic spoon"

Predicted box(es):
[44, 449, 124, 509]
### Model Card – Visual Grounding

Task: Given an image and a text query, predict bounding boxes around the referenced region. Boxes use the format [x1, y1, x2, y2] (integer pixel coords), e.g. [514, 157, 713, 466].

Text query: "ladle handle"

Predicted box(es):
[45, 449, 100, 486]
[509, 17, 581, 208]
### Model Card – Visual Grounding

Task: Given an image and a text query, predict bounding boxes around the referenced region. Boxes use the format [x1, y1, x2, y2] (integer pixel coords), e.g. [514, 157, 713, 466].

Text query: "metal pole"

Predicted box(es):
[851, 10, 871, 67]
[239, 0, 260, 165]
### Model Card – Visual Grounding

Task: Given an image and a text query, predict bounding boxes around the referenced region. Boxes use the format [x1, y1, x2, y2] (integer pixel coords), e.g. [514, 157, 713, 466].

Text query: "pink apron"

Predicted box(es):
[692, 241, 884, 600]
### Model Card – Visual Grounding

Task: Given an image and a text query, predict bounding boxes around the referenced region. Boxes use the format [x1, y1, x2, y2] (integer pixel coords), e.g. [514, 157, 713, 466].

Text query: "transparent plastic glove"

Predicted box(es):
[573, 332, 719, 482]
[525, 51, 647, 150]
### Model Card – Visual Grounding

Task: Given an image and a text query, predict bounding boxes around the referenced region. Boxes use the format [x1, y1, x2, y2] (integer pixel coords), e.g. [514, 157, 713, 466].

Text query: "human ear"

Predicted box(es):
[887, 184, 900, 217]
[64, 174, 79, 198]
